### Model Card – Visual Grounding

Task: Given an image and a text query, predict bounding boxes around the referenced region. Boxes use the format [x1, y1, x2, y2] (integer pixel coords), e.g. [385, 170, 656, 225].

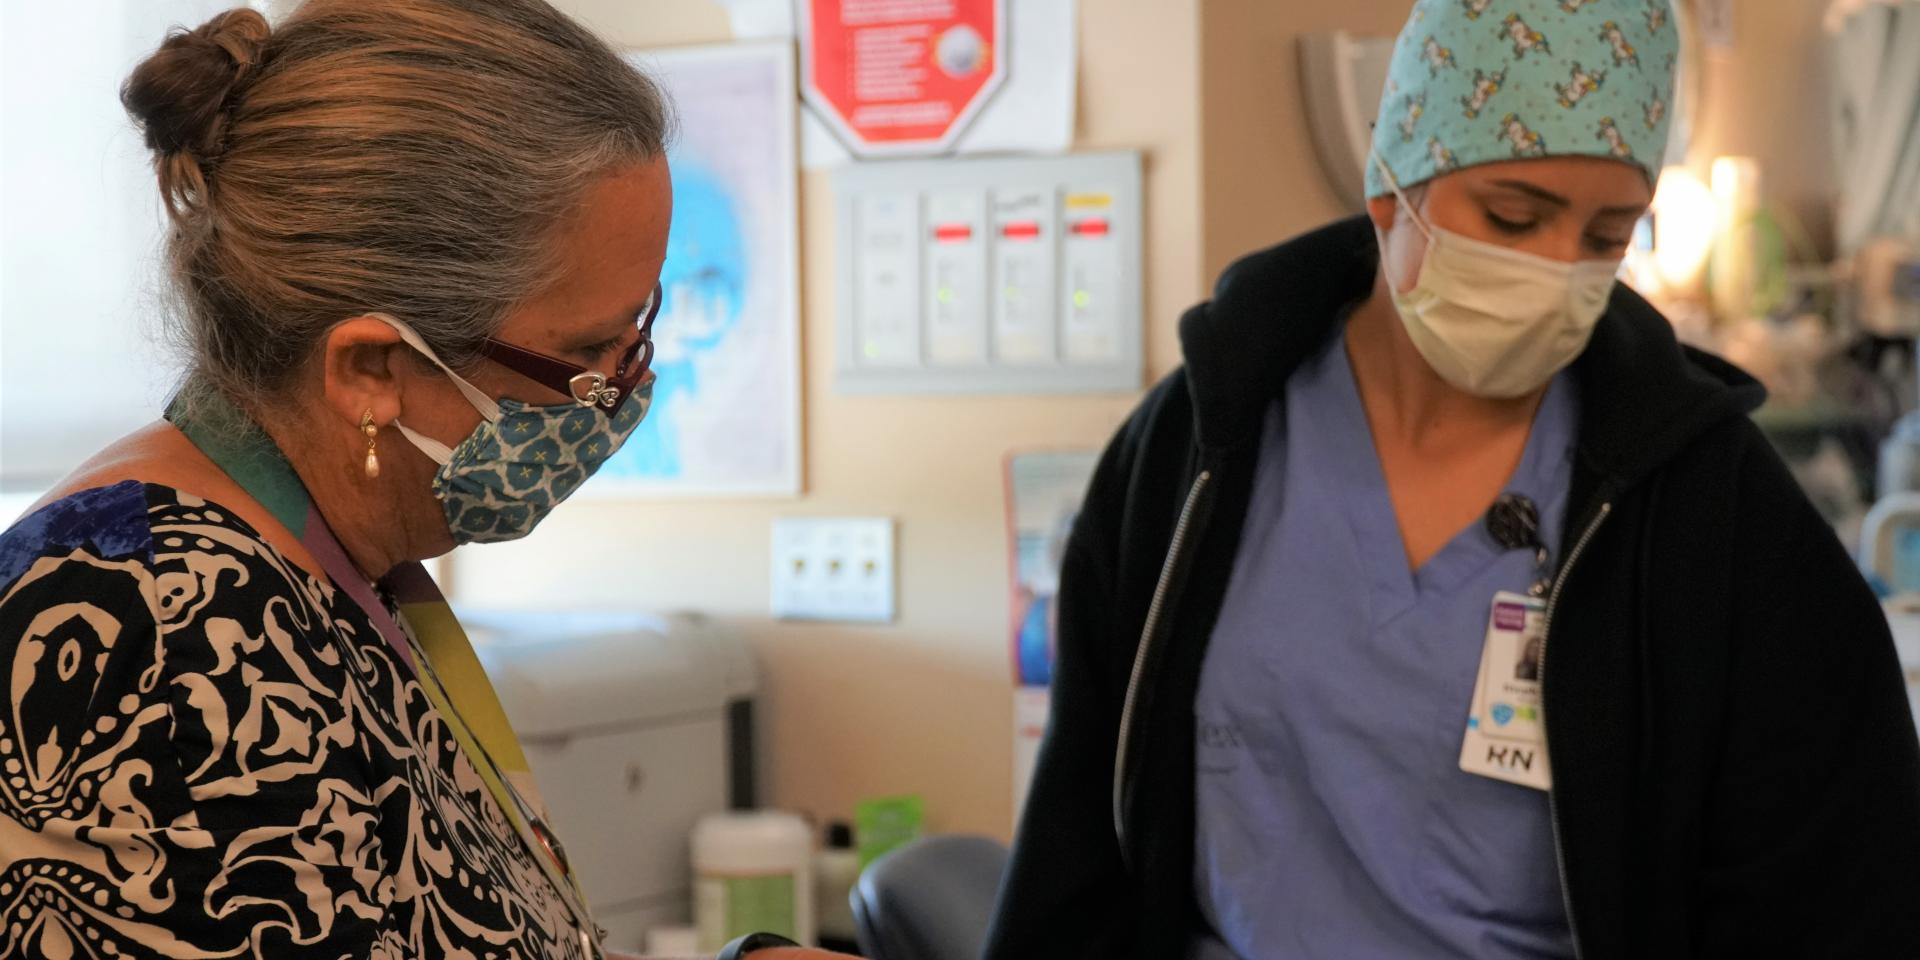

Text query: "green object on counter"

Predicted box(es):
[855, 795, 924, 869]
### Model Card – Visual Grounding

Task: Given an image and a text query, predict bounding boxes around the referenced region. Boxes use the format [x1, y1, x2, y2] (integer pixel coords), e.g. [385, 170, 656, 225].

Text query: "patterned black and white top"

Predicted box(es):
[0, 481, 581, 959]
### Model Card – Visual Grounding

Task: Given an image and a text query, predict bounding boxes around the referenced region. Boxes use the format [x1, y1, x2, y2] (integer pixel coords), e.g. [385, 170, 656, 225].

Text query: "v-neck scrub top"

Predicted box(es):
[1192, 322, 1580, 959]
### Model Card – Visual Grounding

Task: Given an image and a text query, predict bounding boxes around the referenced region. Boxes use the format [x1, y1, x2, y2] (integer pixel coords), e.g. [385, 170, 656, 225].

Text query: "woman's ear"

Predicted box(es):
[1370, 191, 1430, 296]
[1366, 194, 1398, 235]
[319, 316, 410, 429]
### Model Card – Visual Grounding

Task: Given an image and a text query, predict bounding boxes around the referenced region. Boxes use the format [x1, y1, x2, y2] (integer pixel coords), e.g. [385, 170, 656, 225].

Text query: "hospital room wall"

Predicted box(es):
[458, 0, 1837, 840]
[452, 0, 1206, 841]
[1196, 0, 1416, 281]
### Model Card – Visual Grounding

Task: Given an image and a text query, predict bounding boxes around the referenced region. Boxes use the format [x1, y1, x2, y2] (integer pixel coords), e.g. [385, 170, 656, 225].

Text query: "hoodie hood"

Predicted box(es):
[1178, 216, 1766, 489]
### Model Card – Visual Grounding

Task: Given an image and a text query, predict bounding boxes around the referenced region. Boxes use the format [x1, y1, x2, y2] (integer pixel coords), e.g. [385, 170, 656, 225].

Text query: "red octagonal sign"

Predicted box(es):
[800, 0, 1008, 157]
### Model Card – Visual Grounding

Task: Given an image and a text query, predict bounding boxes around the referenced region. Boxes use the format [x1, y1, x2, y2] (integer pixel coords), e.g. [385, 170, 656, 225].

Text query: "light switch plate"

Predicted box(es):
[771, 517, 896, 623]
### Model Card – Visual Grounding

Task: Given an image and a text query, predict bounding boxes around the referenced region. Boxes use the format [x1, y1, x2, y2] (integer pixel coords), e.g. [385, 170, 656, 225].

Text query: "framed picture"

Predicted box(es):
[591, 41, 802, 497]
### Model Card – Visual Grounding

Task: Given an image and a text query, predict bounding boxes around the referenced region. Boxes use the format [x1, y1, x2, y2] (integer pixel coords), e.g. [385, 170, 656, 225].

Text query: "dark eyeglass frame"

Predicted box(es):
[476, 282, 661, 414]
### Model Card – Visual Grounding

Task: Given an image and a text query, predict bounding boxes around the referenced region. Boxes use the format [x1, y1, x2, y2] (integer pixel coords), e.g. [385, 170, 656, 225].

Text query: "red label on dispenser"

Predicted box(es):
[1001, 221, 1042, 241]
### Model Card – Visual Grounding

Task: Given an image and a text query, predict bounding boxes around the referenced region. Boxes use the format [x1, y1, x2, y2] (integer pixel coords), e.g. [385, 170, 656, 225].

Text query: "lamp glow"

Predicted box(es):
[1650, 166, 1715, 293]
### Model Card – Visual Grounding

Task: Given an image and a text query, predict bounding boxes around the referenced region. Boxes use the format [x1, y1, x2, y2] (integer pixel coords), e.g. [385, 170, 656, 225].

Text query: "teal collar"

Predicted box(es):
[166, 393, 312, 539]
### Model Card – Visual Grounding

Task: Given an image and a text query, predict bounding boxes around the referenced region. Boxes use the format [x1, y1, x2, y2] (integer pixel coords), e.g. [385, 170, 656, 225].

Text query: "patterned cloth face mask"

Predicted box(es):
[372, 314, 652, 545]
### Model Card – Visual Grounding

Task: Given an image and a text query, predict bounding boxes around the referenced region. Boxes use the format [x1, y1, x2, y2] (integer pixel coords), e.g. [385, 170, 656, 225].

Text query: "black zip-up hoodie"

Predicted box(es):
[984, 217, 1920, 959]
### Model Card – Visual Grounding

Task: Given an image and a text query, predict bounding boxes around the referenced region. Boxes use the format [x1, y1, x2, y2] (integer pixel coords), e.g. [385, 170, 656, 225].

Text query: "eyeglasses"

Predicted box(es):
[476, 282, 662, 415]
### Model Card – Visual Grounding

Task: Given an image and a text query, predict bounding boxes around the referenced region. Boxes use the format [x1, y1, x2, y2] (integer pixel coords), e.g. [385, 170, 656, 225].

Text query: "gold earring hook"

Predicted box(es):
[361, 411, 380, 479]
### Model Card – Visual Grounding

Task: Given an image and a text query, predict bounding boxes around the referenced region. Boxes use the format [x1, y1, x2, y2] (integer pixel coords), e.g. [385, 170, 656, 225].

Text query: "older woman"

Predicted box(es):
[988, 0, 1920, 957]
[0, 3, 827, 959]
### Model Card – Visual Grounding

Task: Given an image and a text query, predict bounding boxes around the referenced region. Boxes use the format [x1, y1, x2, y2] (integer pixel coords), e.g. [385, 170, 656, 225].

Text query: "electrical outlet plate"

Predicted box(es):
[771, 517, 897, 623]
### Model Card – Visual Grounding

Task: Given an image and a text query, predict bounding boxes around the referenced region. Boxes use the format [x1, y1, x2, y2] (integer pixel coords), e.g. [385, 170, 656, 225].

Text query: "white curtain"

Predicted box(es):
[1828, 0, 1920, 252]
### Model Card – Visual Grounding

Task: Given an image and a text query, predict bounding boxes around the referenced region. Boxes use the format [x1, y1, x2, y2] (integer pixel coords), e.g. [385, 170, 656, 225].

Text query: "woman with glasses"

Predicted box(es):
[0, 3, 825, 959]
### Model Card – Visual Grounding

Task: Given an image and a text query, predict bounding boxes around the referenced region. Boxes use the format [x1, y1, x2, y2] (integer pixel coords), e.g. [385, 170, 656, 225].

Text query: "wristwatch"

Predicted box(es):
[716, 932, 800, 960]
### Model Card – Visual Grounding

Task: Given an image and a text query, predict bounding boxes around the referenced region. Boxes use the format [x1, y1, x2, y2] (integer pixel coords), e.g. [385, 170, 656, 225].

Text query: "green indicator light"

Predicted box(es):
[936, 287, 955, 304]
[1073, 290, 1092, 309]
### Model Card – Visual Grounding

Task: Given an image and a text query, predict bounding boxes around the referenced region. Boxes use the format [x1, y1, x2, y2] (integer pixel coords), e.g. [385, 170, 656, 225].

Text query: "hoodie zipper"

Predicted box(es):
[1540, 499, 1612, 960]
[1112, 469, 1214, 855]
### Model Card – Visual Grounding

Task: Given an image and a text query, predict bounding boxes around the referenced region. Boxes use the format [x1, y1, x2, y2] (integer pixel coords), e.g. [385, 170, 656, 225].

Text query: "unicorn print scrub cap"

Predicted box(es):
[1365, 0, 1680, 197]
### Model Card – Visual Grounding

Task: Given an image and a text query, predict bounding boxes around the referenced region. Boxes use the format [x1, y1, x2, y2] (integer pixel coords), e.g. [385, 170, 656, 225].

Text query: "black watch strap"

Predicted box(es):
[716, 932, 800, 960]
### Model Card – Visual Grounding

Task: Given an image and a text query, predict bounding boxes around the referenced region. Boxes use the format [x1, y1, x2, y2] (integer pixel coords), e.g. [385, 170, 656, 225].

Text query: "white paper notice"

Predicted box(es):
[716, 0, 794, 41]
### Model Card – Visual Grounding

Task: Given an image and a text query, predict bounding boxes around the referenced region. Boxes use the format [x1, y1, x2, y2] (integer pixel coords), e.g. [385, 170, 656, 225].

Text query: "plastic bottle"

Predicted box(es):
[644, 925, 699, 956]
[692, 810, 815, 950]
[814, 821, 862, 951]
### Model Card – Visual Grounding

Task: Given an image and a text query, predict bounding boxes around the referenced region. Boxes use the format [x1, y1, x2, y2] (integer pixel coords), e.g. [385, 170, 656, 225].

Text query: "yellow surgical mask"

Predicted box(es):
[1374, 157, 1620, 399]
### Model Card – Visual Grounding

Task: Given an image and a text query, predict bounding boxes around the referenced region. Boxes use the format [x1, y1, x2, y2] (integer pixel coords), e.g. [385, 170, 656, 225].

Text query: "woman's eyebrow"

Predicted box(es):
[1486, 179, 1570, 208]
[1487, 179, 1646, 218]
[563, 305, 647, 350]
[1595, 203, 1650, 218]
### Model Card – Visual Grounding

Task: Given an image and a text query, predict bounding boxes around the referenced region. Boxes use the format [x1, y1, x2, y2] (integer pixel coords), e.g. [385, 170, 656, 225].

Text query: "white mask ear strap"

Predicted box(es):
[366, 312, 503, 423]
[1371, 153, 1435, 244]
[392, 420, 455, 466]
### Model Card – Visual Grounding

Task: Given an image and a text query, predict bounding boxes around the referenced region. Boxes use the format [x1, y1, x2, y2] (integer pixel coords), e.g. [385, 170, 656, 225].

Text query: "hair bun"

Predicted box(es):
[122, 8, 270, 161]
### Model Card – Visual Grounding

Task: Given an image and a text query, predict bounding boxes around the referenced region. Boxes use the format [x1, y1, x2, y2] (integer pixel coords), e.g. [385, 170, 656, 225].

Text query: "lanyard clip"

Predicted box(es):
[1486, 493, 1551, 595]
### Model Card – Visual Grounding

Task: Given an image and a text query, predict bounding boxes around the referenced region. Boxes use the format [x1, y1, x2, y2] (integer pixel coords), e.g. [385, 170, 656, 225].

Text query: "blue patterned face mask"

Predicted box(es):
[373, 314, 652, 545]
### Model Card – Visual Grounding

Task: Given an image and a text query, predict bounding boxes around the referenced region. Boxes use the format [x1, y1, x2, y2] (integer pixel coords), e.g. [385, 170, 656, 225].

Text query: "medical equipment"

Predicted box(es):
[832, 151, 1143, 394]
[463, 609, 760, 953]
[1857, 237, 1920, 338]
[1857, 496, 1920, 731]
[1871, 241, 1920, 501]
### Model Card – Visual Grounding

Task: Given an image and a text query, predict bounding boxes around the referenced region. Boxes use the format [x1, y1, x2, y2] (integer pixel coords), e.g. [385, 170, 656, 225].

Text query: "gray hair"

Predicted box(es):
[121, 0, 673, 414]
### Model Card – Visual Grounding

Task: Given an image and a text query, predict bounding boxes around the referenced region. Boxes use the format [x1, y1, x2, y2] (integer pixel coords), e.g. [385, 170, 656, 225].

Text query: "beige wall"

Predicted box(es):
[455, 0, 1204, 841]
[1197, 0, 1415, 281]
[459, 0, 1836, 842]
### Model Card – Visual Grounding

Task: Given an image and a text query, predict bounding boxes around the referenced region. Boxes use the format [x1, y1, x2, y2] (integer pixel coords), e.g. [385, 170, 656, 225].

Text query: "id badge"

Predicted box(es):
[1460, 591, 1551, 790]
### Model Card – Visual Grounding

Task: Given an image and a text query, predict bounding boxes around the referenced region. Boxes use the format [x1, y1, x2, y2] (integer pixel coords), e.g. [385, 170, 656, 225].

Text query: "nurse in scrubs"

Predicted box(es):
[986, 0, 1920, 957]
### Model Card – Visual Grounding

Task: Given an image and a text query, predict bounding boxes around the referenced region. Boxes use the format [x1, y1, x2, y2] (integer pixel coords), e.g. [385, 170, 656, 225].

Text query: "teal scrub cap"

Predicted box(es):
[1365, 0, 1680, 197]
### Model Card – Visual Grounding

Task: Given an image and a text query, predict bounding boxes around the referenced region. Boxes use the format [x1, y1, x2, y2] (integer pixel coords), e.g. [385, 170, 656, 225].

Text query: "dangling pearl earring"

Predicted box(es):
[361, 411, 381, 479]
